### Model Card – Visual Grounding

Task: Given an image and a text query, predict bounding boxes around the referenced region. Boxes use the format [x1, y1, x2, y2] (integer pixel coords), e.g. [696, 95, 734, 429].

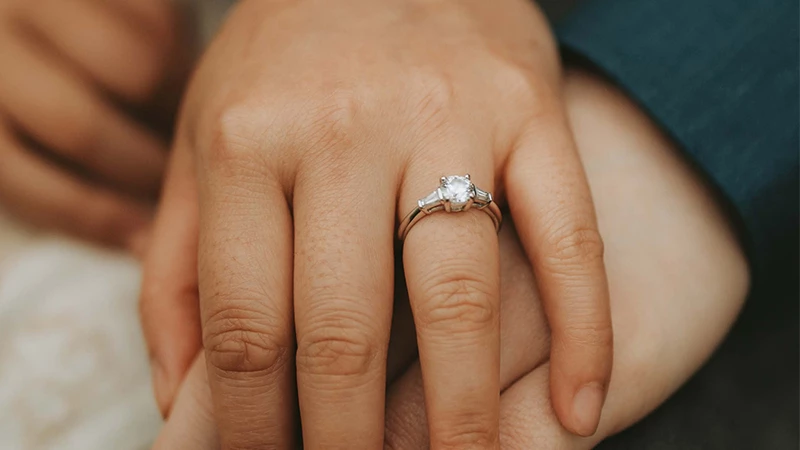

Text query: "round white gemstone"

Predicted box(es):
[441, 176, 472, 206]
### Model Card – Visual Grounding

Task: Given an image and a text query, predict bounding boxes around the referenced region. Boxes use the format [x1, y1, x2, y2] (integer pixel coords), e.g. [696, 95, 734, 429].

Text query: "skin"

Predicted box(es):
[140, 0, 614, 447]
[0, 0, 183, 250]
[149, 67, 750, 449]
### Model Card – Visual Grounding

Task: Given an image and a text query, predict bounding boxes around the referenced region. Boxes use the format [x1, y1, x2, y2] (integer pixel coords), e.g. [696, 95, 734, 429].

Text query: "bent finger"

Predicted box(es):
[20, 0, 169, 102]
[139, 136, 201, 416]
[0, 31, 165, 196]
[0, 122, 149, 248]
[385, 222, 550, 450]
[103, 0, 178, 38]
[505, 108, 613, 437]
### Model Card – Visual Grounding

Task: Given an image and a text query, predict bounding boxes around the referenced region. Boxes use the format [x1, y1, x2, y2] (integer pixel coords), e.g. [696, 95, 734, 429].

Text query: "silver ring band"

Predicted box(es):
[398, 174, 502, 240]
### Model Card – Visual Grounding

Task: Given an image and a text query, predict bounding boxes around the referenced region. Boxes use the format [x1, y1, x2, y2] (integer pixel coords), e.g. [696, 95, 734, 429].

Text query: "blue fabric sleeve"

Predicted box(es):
[556, 0, 799, 279]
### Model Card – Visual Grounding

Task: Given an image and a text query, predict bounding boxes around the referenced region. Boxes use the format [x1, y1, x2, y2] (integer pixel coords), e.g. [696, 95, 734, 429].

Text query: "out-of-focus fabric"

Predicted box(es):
[558, 0, 799, 279]
[0, 224, 161, 449]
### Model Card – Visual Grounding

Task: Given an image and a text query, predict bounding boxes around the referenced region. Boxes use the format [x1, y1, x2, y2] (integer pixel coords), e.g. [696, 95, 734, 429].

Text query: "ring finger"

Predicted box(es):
[0, 121, 150, 248]
[400, 142, 501, 449]
[384, 221, 550, 449]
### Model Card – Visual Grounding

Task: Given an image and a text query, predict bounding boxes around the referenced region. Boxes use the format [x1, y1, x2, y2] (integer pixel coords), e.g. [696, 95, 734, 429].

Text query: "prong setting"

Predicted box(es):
[398, 174, 501, 240]
[439, 175, 475, 212]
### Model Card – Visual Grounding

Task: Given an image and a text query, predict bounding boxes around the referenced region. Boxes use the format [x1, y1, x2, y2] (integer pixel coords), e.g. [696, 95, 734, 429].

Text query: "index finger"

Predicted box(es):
[291, 153, 396, 448]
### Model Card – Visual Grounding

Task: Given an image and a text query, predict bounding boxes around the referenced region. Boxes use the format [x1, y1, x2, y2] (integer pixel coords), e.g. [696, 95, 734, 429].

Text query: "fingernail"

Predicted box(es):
[571, 382, 605, 436]
[151, 360, 171, 419]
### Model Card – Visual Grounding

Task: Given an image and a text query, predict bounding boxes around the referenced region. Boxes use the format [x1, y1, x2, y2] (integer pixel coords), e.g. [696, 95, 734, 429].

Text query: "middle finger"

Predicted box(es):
[293, 157, 397, 449]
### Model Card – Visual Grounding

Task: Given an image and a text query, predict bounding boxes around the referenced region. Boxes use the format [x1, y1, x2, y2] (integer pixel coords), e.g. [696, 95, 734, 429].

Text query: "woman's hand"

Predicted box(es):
[148, 68, 749, 450]
[140, 0, 612, 446]
[0, 0, 183, 248]
[382, 69, 750, 448]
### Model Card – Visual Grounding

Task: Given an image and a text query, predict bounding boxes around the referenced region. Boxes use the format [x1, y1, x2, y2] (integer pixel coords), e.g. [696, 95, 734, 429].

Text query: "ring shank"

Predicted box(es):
[398, 201, 502, 240]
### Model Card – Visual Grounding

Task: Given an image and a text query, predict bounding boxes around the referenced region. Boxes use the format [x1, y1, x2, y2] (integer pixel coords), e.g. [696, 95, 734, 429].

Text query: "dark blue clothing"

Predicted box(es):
[557, 0, 799, 280]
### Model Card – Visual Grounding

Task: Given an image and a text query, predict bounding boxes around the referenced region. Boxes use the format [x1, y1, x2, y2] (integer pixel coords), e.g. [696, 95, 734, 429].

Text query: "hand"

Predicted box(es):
[140, 0, 612, 446]
[0, 0, 184, 248]
[147, 68, 749, 449]
[383, 68, 750, 447]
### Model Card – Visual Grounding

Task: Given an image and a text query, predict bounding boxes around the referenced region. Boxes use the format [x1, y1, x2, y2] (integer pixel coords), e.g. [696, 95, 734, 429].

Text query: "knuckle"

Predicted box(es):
[296, 88, 362, 160]
[495, 62, 542, 102]
[496, 66, 561, 128]
[205, 105, 264, 170]
[562, 319, 614, 350]
[122, 48, 169, 101]
[310, 89, 360, 133]
[406, 70, 456, 131]
[203, 305, 291, 374]
[296, 310, 380, 379]
[57, 111, 99, 158]
[433, 412, 498, 449]
[417, 271, 498, 335]
[104, 29, 174, 103]
[520, 80, 561, 120]
[542, 224, 605, 269]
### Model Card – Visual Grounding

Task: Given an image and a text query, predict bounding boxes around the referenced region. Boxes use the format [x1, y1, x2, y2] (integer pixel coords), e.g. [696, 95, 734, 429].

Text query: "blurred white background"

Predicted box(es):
[0, 215, 161, 449]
